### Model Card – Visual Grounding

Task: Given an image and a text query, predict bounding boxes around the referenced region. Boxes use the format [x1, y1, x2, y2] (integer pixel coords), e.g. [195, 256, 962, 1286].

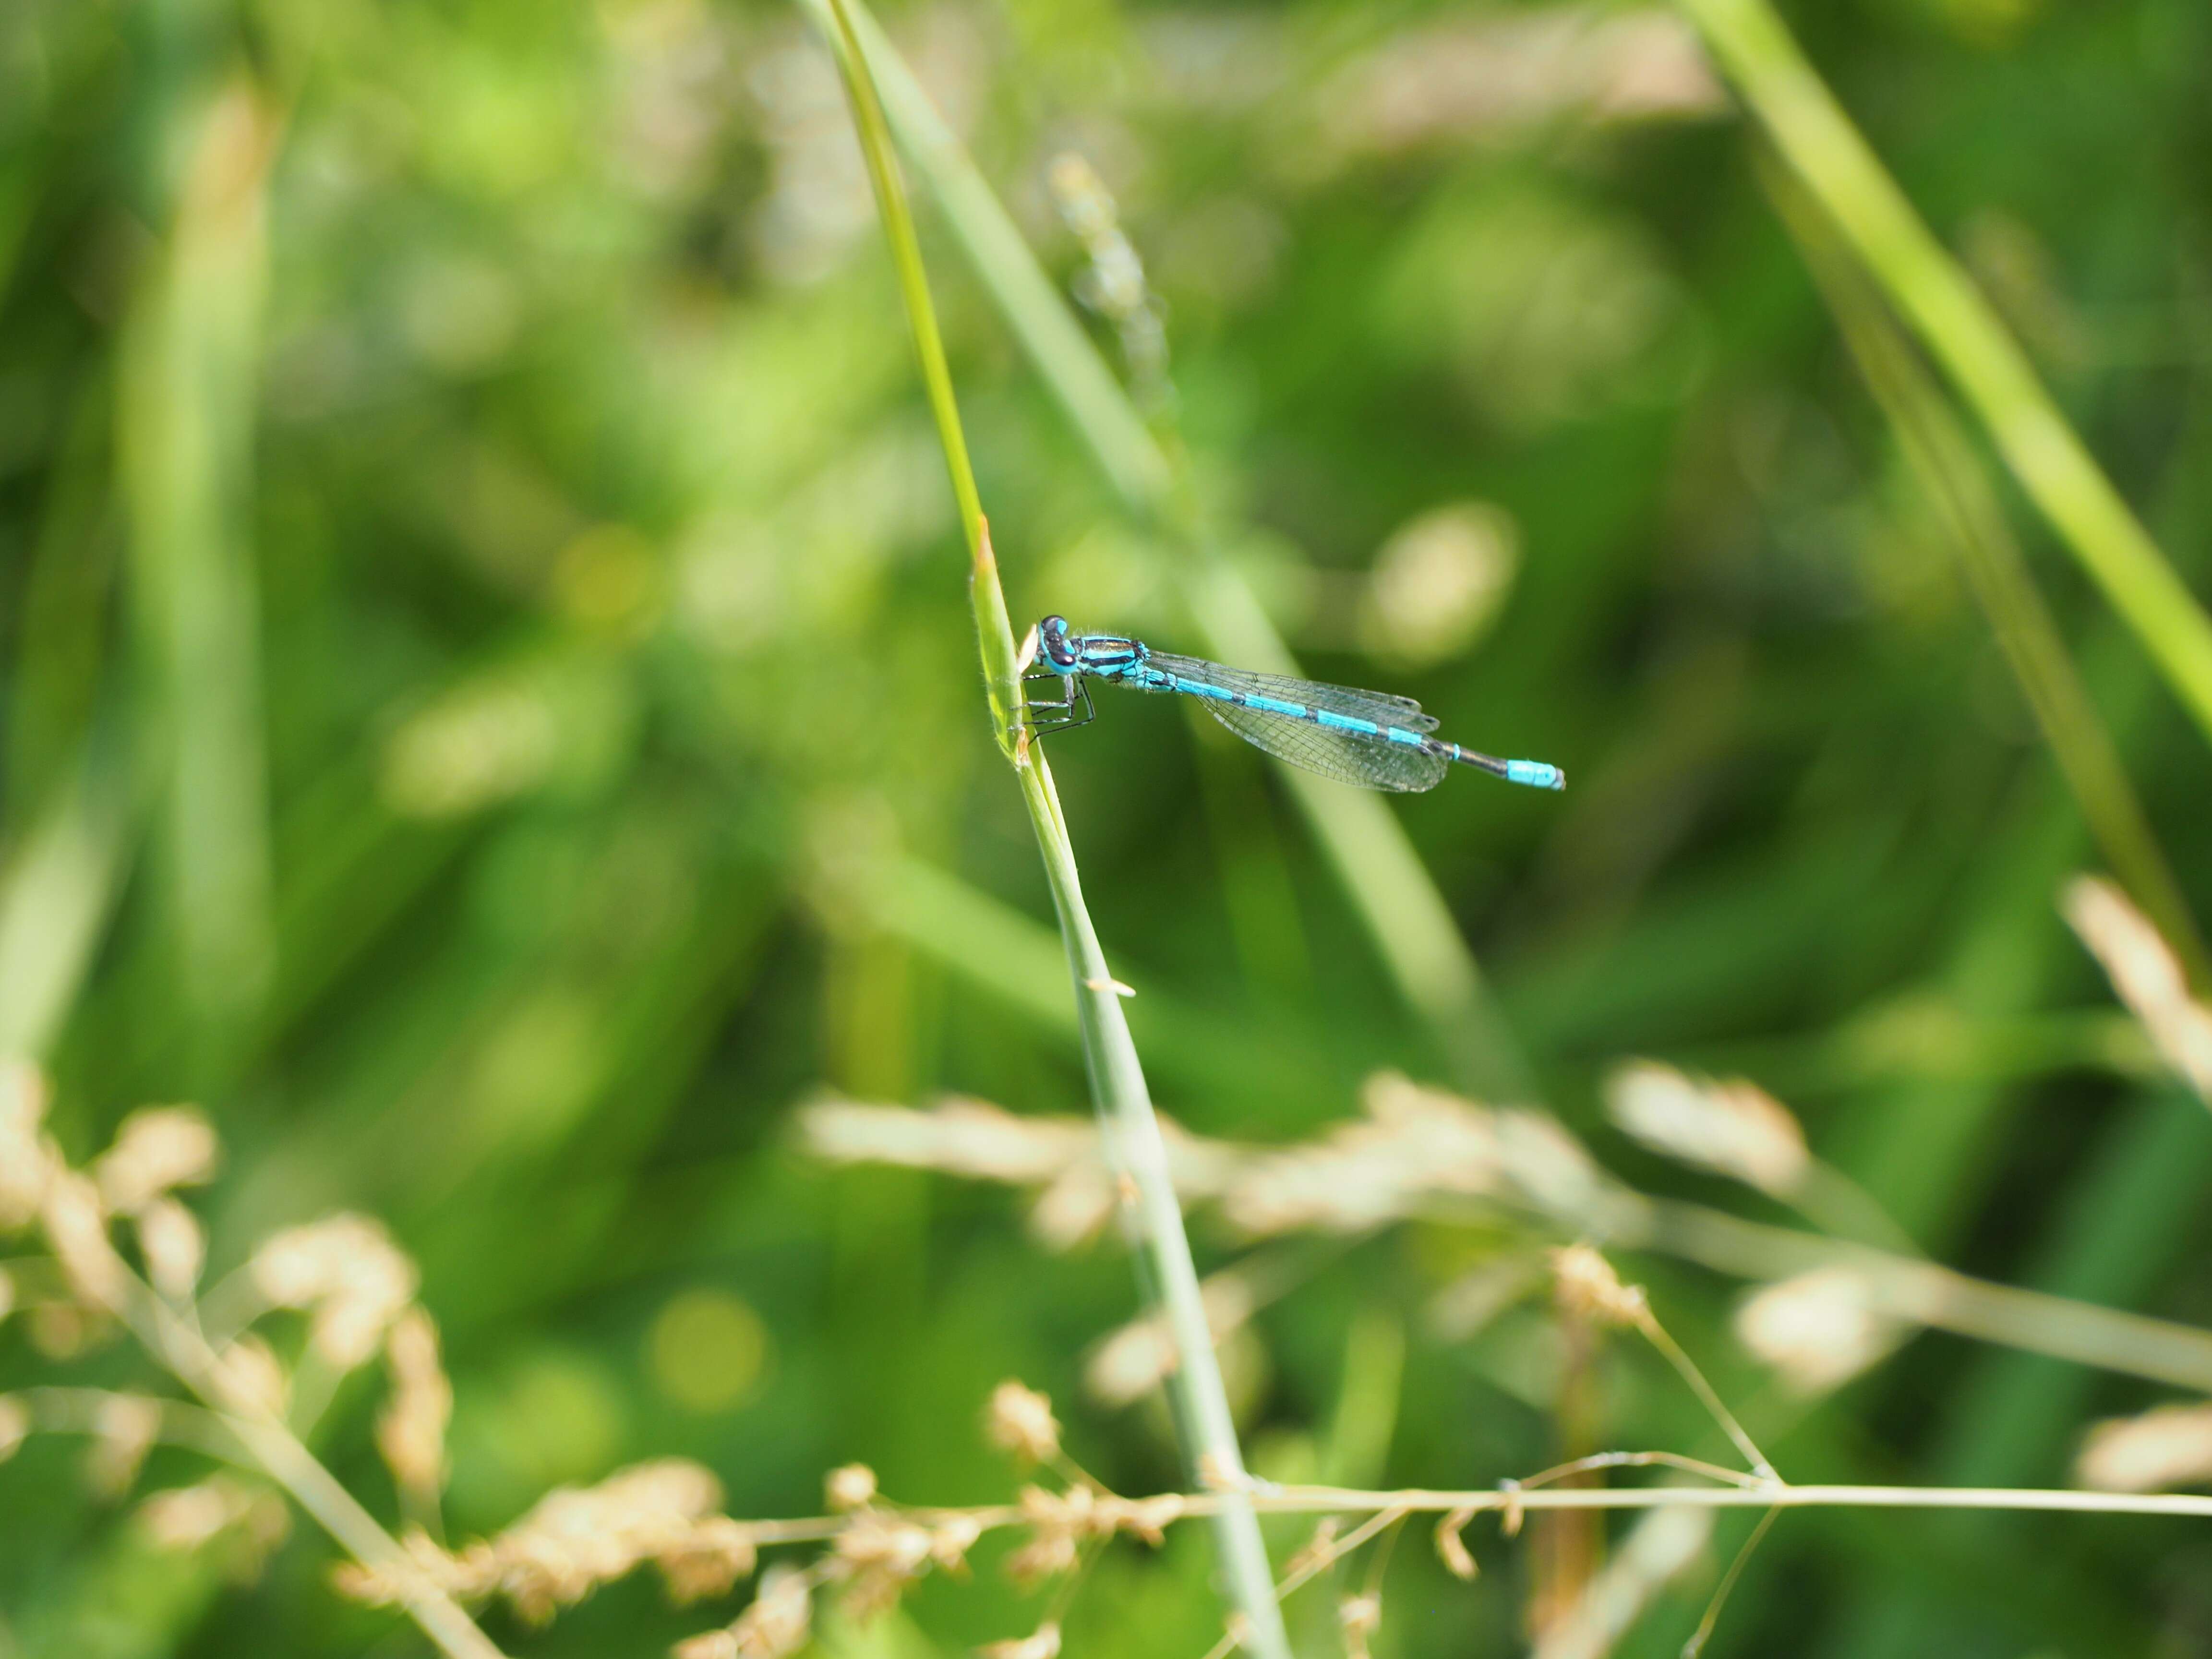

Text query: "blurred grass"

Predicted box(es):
[119, 80, 280, 1054]
[1679, 0, 2212, 746]
[1761, 152, 2211, 987]
[2, 0, 2211, 1654]
[816, 0, 1535, 1098]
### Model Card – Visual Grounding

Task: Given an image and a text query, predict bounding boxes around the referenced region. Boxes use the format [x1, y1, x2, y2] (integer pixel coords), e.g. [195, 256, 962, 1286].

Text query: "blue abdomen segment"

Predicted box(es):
[1043, 629, 1566, 796]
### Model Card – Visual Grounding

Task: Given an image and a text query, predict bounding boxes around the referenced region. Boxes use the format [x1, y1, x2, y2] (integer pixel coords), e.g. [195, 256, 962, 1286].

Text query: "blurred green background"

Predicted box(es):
[4, 0, 2212, 1652]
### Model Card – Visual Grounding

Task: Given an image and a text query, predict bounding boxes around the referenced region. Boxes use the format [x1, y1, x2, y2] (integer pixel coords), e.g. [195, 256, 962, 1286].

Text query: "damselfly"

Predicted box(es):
[1023, 616, 1564, 793]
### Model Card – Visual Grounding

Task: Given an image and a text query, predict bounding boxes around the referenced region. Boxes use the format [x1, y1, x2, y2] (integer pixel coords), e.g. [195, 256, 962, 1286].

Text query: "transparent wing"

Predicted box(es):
[1201, 700, 1449, 793]
[1142, 652, 1439, 733]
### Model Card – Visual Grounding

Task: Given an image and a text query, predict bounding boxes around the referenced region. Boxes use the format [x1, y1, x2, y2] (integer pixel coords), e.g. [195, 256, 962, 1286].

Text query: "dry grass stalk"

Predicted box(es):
[986, 1379, 1061, 1464]
[2063, 874, 2212, 1103]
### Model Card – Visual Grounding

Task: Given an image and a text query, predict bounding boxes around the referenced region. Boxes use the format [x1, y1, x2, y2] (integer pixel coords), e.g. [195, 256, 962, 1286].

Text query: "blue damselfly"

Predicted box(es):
[1023, 616, 1563, 793]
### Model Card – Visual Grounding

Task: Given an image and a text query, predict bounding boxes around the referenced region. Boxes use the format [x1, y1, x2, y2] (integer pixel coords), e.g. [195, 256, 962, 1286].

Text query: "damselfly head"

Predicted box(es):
[1036, 615, 1082, 672]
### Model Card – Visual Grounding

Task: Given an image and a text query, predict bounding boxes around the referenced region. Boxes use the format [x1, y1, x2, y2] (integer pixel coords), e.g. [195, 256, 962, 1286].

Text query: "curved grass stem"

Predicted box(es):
[799, 0, 1533, 1101]
[816, 5, 1290, 1652]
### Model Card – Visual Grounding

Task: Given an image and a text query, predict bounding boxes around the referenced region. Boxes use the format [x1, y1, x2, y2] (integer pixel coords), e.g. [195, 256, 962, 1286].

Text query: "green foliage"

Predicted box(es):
[3, 0, 2211, 1653]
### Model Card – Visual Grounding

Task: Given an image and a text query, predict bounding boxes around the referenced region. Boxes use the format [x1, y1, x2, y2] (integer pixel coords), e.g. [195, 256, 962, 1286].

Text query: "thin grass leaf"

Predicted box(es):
[0, 733, 138, 1060]
[1678, 0, 2212, 749]
[118, 80, 280, 1035]
[1759, 152, 2211, 989]
[815, 6, 1290, 1652]
[802, 0, 1533, 1101]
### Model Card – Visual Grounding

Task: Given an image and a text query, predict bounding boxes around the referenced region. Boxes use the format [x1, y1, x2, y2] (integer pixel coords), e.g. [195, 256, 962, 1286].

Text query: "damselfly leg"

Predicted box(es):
[1019, 670, 1095, 736]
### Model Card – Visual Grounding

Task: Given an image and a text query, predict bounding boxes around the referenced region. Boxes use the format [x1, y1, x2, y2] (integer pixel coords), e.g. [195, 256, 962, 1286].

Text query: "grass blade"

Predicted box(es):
[0, 732, 137, 1061]
[1677, 0, 2212, 748]
[816, 6, 1291, 1653]
[1758, 154, 2211, 987]
[804, 0, 1534, 1100]
[118, 80, 280, 1037]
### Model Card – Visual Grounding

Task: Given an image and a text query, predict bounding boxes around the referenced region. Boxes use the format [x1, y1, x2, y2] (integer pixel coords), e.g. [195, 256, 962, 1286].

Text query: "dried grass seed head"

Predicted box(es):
[139, 1474, 292, 1578]
[929, 1512, 986, 1575]
[1605, 1060, 1810, 1196]
[251, 1213, 420, 1369]
[344, 1457, 736, 1623]
[1086, 1272, 1256, 1407]
[2075, 1401, 2212, 1493]
[2063, 875, 2212, 1099]
[1435, 1506, 1479, 1580]
[1224, 1072, 1506, 1234]
[825, 1462, 878, 1511]
[0, 1061, 56, 1228]
[94, 1106, 220, 1215]
[979, 1621, 1063, 1659]
[801, 1098, 1093, 1186]
[722, 1560, 812, 1659]
[1734, 1267, 1903, 1393]
[138, 1196, 206, 1301]
[1339, 1593, 1382, 1659]
[985, 1380, 1061, 1465]
[656, 1514, 760, 1604]
[832, 1512, 936, 1620]
[1004, 1480, 1184, 1586]
[87, 1392, 163, 1499]
[1551, 1243, 1647, 1327]
[377, 1306, 453, 1499]
[43, 1169, 126, 1307]
[1286, 1516, 1341, 1580]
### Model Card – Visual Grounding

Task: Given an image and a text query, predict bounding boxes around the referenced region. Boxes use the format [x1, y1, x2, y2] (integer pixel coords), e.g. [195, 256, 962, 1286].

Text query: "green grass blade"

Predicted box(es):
[817, 5, 1291, 1652]
[0, 734, 137, 1061]
[1678, 0, 2212, 748]
[117, 81, 280, 1038]
[1759, 156, 2211, 988]
[801, 0, 1532, 1099]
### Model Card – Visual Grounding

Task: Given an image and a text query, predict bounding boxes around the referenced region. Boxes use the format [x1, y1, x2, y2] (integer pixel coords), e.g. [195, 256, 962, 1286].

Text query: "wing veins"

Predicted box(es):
[1142, 652, 1440, 734]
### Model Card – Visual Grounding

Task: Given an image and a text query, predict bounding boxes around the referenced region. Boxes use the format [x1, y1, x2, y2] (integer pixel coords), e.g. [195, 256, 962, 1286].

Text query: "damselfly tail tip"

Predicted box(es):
[1506, 759, 1565, 791]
